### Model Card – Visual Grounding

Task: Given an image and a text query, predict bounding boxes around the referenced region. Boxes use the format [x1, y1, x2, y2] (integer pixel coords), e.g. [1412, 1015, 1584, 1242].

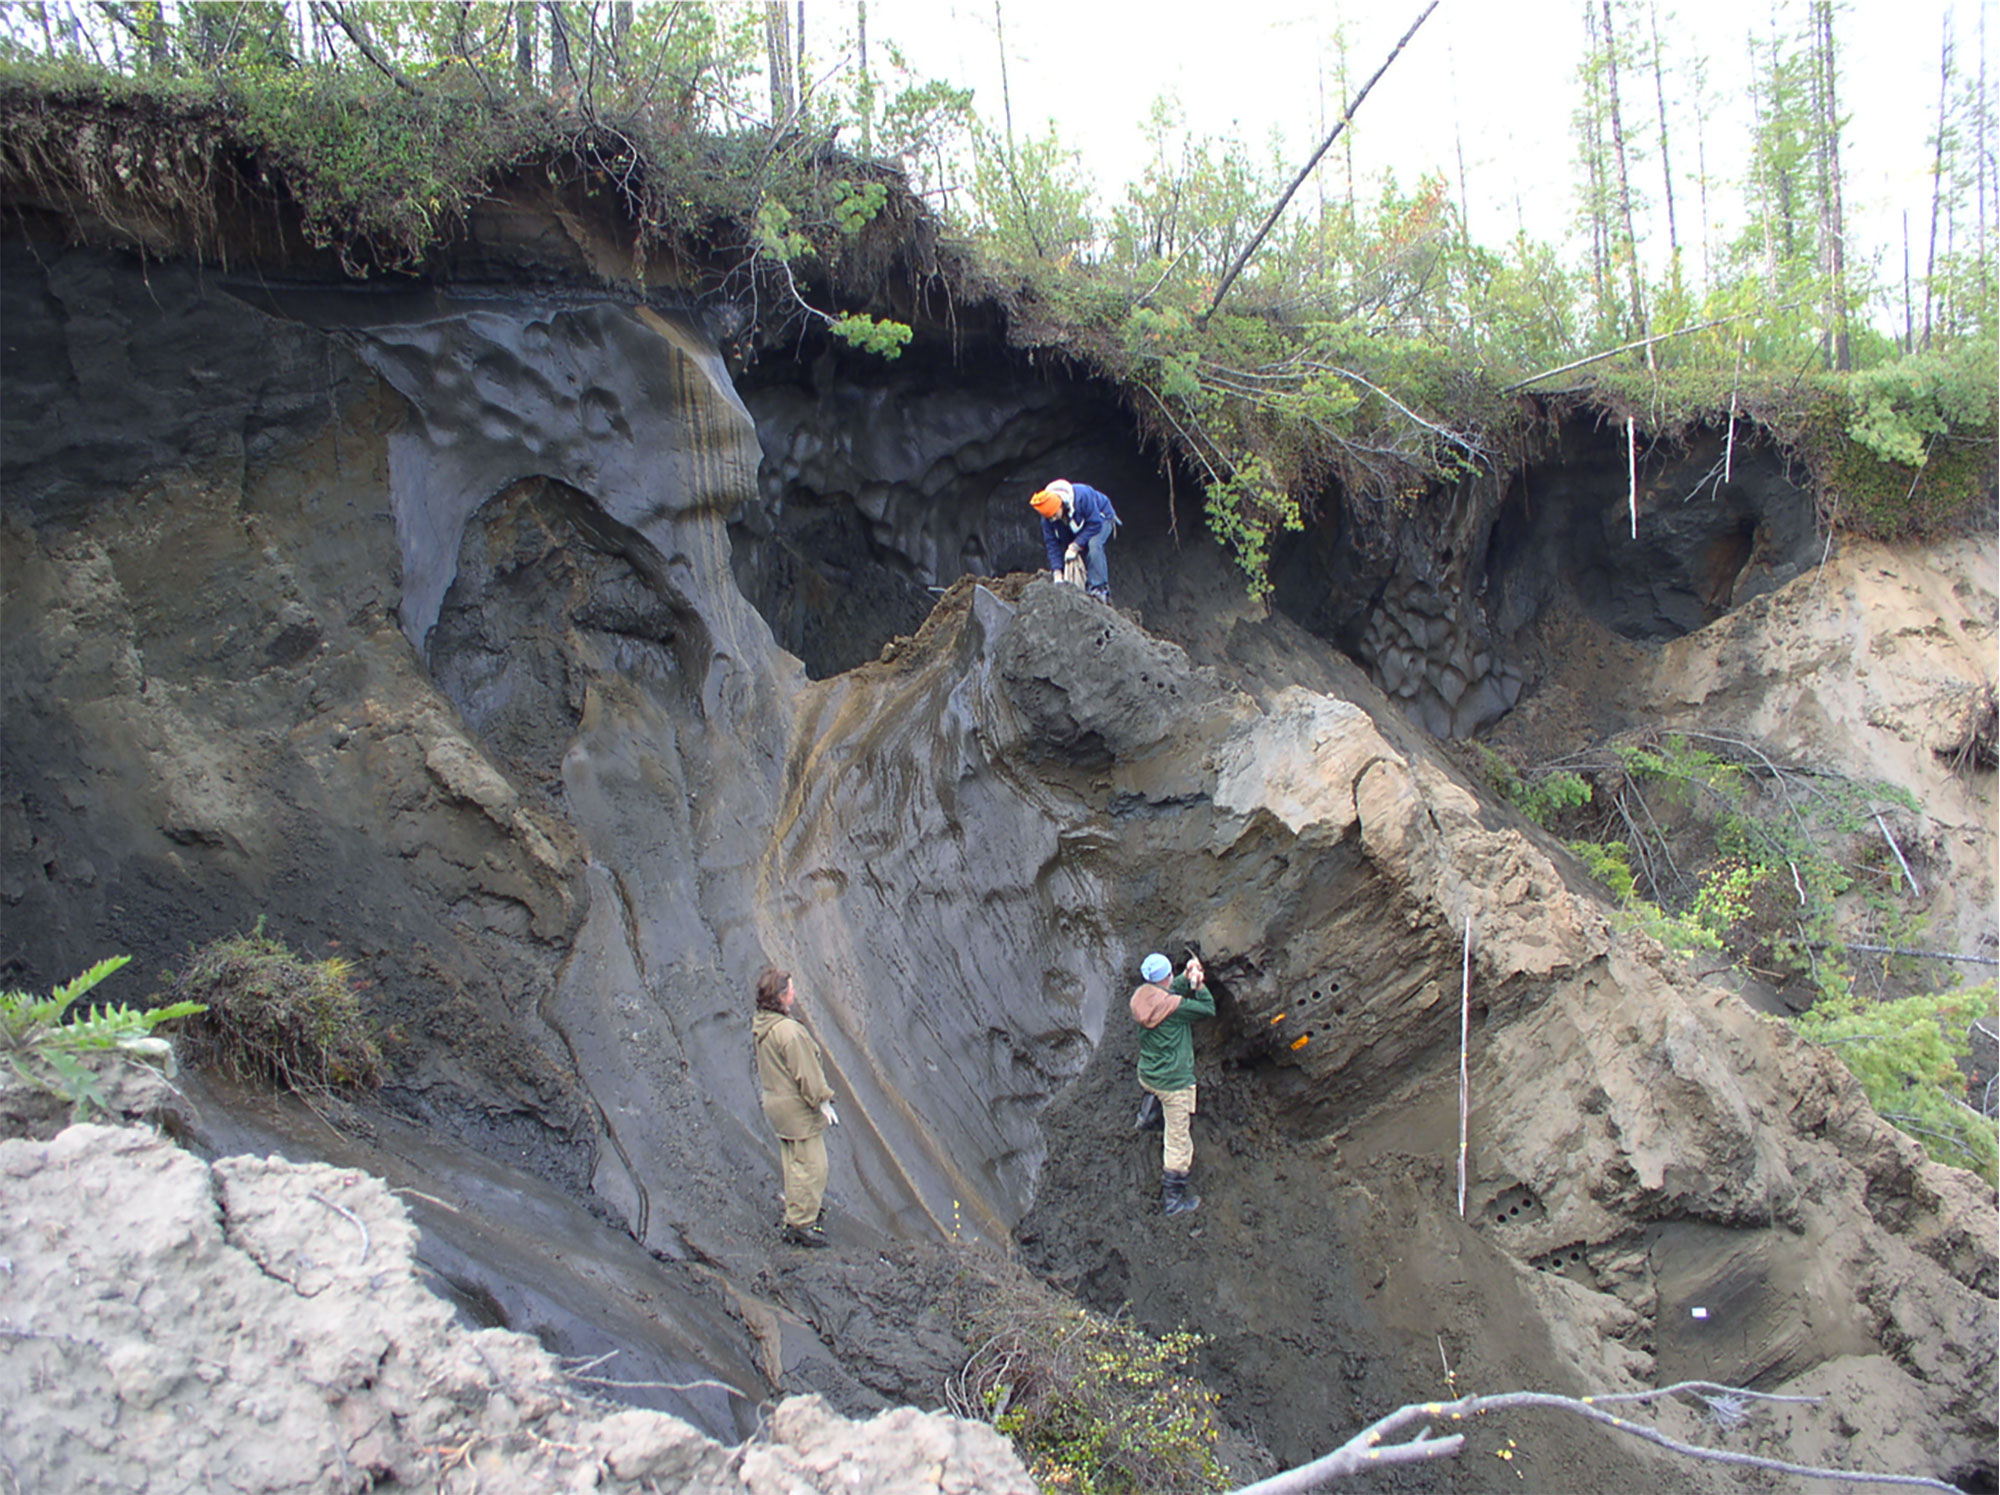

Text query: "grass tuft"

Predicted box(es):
[171, 920, 382, 1092]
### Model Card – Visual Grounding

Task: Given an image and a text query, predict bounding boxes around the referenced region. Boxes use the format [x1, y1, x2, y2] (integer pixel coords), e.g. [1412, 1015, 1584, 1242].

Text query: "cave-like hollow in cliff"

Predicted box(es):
[731, 338, 1826, 743]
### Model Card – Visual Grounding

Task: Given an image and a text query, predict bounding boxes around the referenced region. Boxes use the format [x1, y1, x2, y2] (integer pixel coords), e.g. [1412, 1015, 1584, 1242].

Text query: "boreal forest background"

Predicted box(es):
[0, 0, 1993, 591]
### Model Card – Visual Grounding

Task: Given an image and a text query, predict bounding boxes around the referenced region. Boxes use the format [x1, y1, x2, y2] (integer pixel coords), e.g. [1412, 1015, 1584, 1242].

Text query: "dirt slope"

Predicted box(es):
[0, 1122, 1034, 1494]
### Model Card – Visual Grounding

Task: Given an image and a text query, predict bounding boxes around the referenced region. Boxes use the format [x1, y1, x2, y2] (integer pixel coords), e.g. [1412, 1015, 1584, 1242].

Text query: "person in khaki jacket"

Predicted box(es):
[752, 966, 838, 1248]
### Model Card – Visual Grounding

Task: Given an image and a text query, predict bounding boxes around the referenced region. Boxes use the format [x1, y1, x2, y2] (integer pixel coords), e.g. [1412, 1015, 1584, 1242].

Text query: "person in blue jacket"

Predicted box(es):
[1030, 479, 1120, 602]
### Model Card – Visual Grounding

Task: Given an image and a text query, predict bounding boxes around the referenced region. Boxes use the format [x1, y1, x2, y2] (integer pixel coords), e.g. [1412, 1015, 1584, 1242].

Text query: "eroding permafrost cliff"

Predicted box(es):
[1, 229, 1994, 1492]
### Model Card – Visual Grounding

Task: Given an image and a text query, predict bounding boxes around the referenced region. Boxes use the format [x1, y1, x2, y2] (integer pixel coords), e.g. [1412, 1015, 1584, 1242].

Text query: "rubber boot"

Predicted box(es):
[1161, 1169, 1200, 1216]
[1134, 1092, 1164, 1131]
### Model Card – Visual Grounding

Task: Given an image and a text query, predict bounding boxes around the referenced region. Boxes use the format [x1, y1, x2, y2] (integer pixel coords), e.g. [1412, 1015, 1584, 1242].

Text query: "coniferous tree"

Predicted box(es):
[1810, 0, 1848, 369]
[1924, 13, 1954, 347]
[1691, 51, 1714, 289]
[1600, 0, 1647, 334]
[1648, 0, 1680, 260]
[1576, 3, 1614, 327]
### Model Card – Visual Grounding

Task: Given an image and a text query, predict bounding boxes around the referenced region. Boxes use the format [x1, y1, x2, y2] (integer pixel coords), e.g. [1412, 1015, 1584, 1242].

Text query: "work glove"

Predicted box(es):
[1051, 568, 1069, 584]
[820, 1099, 840, 1126]
[1063, 543, 1082, 562]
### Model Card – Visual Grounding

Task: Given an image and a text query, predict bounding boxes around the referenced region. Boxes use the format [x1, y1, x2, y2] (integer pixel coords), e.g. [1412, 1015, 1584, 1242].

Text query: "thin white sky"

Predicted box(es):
[859, 0, 1995, 310]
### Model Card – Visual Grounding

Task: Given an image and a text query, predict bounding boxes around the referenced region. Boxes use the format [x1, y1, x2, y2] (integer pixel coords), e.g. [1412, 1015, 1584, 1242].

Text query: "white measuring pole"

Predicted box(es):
[1626, 418, 1639, 539]
[1457, 916, 1472, 1219]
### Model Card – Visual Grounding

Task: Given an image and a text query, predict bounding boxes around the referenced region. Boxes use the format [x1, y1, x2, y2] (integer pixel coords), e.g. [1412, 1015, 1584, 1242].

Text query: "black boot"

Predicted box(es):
[1161, 1169, 1200, 1216]
[1134, 1093, 1164, 1131]
[782, 1220, 829, 1248]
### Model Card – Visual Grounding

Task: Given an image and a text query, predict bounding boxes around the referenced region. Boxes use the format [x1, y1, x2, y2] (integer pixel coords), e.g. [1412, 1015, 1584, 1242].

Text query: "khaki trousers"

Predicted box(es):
[779, 1131, 828, 1227]
[1141, 1080, 1198, 1173]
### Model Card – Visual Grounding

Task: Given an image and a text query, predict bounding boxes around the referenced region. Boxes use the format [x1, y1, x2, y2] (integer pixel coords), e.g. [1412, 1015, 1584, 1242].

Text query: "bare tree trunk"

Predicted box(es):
[1944, 169, 1958, 333]
[1450, 39, 1471, 247]
[1600, 0, 1647, 333]
[1583, 4, 1611, 319]
[1764, 13, 1798, 271]
[1693, 52, 1713, 289]
[1925, 13, 1953, 349]
[546, 1, 572, 88]
[611, 1, 630, 54]
[1810, 1, 1832, 365]
[764, 1, 795, 130]
[994, 0, 1016, 165]
[1904, 209, 1915, 352]
[1815, 0, 1849, 370]
[1749, 32, 1778, 292]
[1979, 3, 1991, 320]
[146, 0, 173, 66]
[857, 0, 871, 154]
[1332, 24, 1356, 227]
[1314, 37, 1327, 275]
[1648, 0, 1679, 257]
[514, 0, 534, 82]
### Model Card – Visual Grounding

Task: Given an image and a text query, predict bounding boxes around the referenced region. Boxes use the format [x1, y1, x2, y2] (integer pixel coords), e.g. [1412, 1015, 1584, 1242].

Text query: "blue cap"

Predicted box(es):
[1140, 953, 1172, 985]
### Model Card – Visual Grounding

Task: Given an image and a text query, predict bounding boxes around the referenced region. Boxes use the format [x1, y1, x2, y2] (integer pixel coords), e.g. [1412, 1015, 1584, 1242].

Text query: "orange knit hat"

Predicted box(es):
[1029, 479, 1072, 518]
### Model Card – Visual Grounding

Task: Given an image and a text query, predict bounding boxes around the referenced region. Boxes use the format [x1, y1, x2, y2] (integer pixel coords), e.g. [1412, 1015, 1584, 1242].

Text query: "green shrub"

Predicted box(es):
[1794, 983, 1998, 1184]
[952, 1275, 1227, 1494]
[170, 921, 382, 1092]
[1, 957, 205, 1120]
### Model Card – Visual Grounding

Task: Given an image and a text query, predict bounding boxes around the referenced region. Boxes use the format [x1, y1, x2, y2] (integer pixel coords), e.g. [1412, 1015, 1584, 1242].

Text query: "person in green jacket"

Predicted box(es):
[752, 965, 838, 1248]
[1133, 951, 1215, 1215]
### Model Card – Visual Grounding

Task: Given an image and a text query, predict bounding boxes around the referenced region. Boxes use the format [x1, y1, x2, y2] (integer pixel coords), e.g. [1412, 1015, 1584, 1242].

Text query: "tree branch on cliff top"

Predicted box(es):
[311, 2, 421, 96]
[1200, 2, 1438, 325]
[1227, 1382, 1963, 1494]
[1500, 306, 1801, 393]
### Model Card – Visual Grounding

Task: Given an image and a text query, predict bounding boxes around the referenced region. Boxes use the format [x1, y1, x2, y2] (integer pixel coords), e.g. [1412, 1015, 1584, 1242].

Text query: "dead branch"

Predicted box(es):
[1312, 364, 1487, 464]
[1874, 812, 1924, 897]
[1936, 683, 1998, 774]
[1201, 2, 1437, 324]
[1816, 941, 1999, 967]
[1228, 1381, 1962, 1494]
[1137, 384, 1230, 490]
[311, 1, 421, 95]
[1501, 307, 1795, 394]
[306, 1190, 370, 1264]
[1611, 788, 1665, 904]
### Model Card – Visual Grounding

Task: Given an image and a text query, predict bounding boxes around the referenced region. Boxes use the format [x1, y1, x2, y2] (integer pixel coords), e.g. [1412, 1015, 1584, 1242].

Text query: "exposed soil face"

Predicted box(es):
[3, 219, 1995, 1495]
[1020, 962, 1998, 1493]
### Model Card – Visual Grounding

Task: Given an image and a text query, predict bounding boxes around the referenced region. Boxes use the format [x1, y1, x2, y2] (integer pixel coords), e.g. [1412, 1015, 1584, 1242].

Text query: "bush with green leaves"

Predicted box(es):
[949, 1273, 1228, 1494]
[1, 957, 205, 1120]
[169, 922, 382, 1092]
[1473, 745, 1593, 829]
[1794, 983, 1998, 1184]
